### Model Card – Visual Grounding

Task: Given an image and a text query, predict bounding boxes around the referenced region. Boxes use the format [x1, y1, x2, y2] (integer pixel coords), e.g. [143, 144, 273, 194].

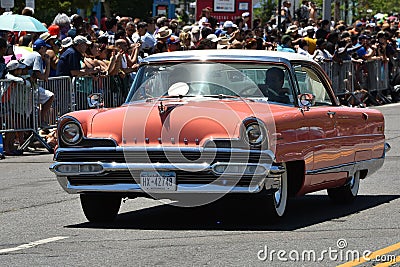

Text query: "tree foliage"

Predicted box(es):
[253, 0, 277, 26]
[11, 0, 73, 25]
[8, 0, 153, 24]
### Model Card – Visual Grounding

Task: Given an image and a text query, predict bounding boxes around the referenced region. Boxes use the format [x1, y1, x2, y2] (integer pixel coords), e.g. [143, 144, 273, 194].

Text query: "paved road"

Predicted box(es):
[0, 104, 399, 266]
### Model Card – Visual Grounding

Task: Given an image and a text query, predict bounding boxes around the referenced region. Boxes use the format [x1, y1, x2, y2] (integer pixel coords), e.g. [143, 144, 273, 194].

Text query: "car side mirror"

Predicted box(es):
[87, 93, 104, 109]
[298, 93, 315, 111]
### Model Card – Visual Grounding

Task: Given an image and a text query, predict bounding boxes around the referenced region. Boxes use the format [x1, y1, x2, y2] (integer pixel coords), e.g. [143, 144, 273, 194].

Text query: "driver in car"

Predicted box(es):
[259, 67, 291, 104]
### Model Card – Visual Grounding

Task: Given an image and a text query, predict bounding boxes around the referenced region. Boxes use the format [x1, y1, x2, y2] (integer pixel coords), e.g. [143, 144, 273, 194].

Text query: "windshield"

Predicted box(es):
[127, 62, 295, 105]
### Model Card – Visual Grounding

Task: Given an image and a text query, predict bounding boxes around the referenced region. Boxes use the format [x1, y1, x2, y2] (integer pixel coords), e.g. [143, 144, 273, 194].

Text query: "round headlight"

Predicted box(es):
[246, 123, 263, 145]
[61, 122, 82, 145]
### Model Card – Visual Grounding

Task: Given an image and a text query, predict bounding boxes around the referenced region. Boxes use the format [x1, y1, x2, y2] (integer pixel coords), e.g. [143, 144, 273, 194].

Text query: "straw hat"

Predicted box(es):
[39, 32, 57, 42]
[61, 37, 73, 48]
[155, 26, 172, 39]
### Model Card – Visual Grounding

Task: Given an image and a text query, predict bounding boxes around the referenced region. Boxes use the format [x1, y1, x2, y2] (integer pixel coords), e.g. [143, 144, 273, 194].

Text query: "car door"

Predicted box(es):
[293, 63, 345, 184]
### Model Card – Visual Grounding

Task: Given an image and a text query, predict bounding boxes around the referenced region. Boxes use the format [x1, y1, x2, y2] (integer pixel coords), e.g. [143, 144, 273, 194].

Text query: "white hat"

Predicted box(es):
[6, 60, 26, 71]
[206, 34, 220, 42]
[182, 25, 192, 33]
[223, 21, 234, 28]
[286, 25, 298, 34]
[73, 35, 91, 45]
[304, 26, 315, 32]
[61, 37, 73, 48]
[155, 26, 172, 39]
[191, 25, 200, 34]
[242, 12, 250, 17]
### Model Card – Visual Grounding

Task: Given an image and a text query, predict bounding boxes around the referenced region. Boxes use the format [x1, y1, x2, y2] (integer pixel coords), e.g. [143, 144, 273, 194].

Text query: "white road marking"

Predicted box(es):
[0, 236, 69, 254]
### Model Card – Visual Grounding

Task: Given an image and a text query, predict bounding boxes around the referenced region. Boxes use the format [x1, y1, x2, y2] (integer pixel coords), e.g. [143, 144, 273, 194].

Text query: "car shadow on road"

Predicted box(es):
[66, 194, 399, 231]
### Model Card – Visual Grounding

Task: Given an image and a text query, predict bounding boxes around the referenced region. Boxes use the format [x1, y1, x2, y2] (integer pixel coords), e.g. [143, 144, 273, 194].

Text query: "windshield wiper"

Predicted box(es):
[159, 95, 197, 100]
[203, 94, 241, 99]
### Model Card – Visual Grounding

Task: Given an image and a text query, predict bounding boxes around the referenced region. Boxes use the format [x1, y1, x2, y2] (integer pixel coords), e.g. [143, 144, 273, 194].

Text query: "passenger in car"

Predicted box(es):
[259, 67, 291, 104]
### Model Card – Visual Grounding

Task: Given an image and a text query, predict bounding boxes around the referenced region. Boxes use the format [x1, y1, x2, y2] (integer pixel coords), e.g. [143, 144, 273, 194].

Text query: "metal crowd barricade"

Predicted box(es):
[73, 75, 126, 110]
[319, 61, 333, 82]
[317, 59, 394, 106]
[38, 76, 73, 127]
[319, 61, 354, 95]
[334, 61, 354, 94]
[0, 79, 52, 153]
[365, 60, 389, 92]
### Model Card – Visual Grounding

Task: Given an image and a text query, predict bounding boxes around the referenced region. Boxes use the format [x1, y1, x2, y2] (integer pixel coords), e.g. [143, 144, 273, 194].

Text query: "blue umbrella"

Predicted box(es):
[0, 14, 47, 32]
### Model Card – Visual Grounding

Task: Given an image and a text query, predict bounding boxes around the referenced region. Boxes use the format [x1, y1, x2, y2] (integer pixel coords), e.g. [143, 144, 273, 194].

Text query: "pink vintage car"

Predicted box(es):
[50, 50, 389, 223]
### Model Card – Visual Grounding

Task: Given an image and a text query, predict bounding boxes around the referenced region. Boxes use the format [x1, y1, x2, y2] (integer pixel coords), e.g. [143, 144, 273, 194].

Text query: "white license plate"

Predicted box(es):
[140, 171, 176, 191]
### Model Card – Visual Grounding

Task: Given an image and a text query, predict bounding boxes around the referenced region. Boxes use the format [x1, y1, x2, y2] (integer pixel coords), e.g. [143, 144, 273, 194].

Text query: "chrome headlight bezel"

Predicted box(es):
[246, 123, 263, 145]
[60, 120, 83, 146]
[242, 118, 268, 148]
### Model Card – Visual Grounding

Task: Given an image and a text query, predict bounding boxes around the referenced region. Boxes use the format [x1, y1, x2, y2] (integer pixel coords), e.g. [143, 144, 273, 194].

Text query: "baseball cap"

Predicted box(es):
[223, 21, 234, 28]
[33, 38, 52, 49]
[356, 22, 364, 27]
[47, 24, 60, 37]
[167, 35, 180, 45]
[6, 60, 26, 71]
[358, 34, 371, 40]
[242, 12, 250, 17]
[73, 35, 92, 45]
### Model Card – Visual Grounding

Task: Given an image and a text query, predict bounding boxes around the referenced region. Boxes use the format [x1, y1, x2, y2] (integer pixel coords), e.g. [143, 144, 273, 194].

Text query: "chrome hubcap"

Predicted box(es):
[273, 174, 282, 207]
[350, 171, 360, 196]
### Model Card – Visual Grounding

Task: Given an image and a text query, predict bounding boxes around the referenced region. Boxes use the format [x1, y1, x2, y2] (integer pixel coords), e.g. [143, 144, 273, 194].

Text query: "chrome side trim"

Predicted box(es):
[306, 156, 385, 178]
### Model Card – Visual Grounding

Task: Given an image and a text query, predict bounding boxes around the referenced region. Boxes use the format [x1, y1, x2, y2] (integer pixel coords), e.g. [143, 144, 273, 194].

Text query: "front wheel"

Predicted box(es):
[80, 194, 122, 223]
[327, 171, 360, 204]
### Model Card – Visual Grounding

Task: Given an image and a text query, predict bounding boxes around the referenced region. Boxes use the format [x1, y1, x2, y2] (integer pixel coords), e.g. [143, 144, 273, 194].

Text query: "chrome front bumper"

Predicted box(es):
[50, 147, 282, 194]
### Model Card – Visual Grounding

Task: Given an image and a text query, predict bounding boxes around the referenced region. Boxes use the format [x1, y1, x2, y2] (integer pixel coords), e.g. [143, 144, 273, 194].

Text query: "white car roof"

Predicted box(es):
[144, 49, 314, 64]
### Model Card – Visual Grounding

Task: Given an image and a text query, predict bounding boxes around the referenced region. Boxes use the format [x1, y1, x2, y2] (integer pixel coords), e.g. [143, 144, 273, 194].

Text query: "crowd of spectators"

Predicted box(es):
[1, 4, 400, 156]
[2, 5, 400, 81]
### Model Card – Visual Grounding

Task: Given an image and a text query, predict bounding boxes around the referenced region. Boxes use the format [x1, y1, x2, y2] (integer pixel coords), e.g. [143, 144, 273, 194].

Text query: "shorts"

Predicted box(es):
[38, 86, 54, 105]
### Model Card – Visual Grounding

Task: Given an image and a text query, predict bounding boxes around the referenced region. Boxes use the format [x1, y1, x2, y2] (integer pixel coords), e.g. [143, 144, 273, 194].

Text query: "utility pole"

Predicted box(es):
[322, 0, 332, 21]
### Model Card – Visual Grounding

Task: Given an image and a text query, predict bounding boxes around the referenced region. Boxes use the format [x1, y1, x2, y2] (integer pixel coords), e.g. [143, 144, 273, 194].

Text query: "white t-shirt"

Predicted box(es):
[21, 51, 44, 74]
[199, 17, 208, 28]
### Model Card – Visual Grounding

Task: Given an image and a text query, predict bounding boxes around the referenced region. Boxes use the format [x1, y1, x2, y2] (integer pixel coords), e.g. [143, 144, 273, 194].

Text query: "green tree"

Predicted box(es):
[254, 0, 277, 25]
[12, 0, 74, 25]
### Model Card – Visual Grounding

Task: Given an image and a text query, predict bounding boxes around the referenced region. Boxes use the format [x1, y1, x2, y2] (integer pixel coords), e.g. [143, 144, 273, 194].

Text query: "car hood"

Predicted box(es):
[89, 99, 282, 146]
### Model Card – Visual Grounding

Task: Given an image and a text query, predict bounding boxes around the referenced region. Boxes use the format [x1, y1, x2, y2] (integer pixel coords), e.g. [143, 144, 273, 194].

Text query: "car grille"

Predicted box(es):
[67, 171, 261, 187]
[56, 150, 264, 164]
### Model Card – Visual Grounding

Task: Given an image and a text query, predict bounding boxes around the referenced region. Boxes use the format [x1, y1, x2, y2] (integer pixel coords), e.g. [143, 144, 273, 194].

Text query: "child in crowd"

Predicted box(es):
[2, 60, 32, 156]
